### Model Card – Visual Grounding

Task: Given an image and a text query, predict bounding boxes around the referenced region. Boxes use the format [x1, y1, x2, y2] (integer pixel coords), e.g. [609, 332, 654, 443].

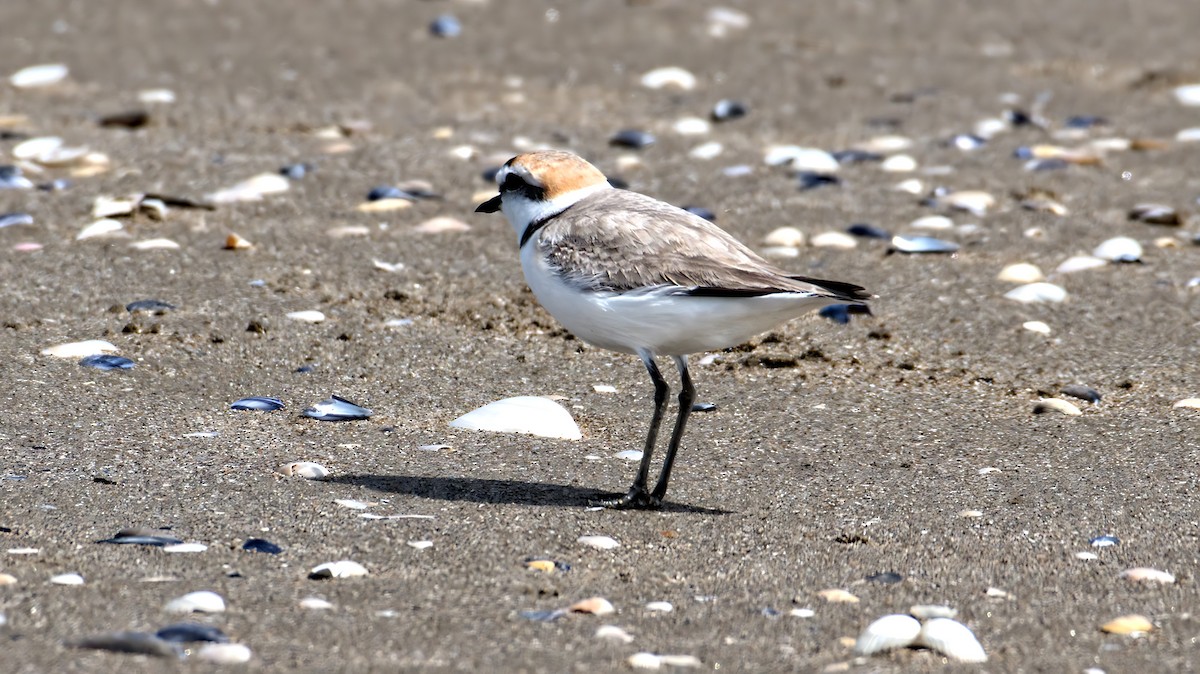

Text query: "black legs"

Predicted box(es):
[604, 352, 694, 509]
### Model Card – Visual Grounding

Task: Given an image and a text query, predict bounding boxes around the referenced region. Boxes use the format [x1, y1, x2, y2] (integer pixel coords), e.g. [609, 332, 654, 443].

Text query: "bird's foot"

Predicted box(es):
[598, 487, 662, 510]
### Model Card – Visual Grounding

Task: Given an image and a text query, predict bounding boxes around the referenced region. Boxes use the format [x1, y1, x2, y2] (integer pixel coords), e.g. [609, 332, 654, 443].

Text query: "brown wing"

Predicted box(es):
[538, 189, 869, 301]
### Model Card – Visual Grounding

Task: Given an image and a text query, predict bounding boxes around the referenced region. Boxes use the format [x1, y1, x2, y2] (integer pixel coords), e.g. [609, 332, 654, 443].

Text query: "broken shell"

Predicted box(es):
[164, 590, 226, 614]
[1120, 568, 1175, 584]
[14, 136, 63, 160]
[1093, 236, 1143, 263]
[1003, 282, 1067, 304]
[640, 66, 696, 90]
[817, 589, 859, 603]
[77, 218, 125, 240]
[224, 233, 253, 249]
[92, 194, 141, 218]
[1034, 398, 1082, 416]
[10, 63, 69, 88]
[276, 461, 329, 479]
[569, 597, 615, 616]
[42, 340, 117, 358]
[577, 535, 620, 550]
[997, 263, 1045, 284]
[916, 618, 988, 663]
[853, 614, 922, 656]
[309, 560, 368, 579]
[1101, 614, 1153, 635]
[450, 396, 581, 440]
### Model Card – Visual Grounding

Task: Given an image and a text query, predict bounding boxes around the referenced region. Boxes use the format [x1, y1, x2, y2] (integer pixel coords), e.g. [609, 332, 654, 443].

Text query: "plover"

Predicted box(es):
[476, 150, 869, 508]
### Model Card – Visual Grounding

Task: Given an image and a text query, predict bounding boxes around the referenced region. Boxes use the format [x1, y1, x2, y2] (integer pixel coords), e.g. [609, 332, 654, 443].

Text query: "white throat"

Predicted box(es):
[502, 182, 612, 243]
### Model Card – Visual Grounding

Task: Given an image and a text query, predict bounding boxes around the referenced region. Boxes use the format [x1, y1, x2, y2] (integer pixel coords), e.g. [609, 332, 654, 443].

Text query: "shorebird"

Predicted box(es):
[476, 150, 869, 508]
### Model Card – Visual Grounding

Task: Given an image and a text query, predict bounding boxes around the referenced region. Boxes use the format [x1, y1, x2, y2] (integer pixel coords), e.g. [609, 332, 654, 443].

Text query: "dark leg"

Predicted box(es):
[651, 356, 695, 501]
[602, 350, 670, 509]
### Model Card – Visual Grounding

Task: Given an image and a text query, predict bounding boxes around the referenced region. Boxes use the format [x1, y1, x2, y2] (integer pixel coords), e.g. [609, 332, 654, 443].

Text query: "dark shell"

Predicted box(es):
[847, 223, 891, 239]
[98, 110, 150, 129]
[429, 14, 462, 37]
[0, 212, 33, 228]
[832, 149, 882, 164]
[866, 571, 904, 584]
[70, 632, 180, 657]
[819, 304, 871, 324]
[1065, 115, 1108, 129]
[279, 163, 311, 179]
[609, 129, 656, 149]
[690, 402, 718, 413]
[797, 172, 840, 190]
[155, 623, 229, 644]
[711, 99, 748, 122]
[0, 165, 34, 189]
[242, 538, 283, 554]
[126, 299, 176, 313]
[1061, 384, 1101, 404]
[97, 527, 182, 547]
[79, 354, 135, 371]
[230, 396, 284, 412]
[367, 185, 406, 201]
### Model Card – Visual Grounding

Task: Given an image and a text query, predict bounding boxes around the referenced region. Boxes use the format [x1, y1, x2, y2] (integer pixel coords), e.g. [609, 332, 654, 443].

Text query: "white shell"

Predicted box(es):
[10, 63, 69, 88]
[334, 498, 371, 510]
[1055, 255, 1108, 274]
[688, 141, 723, 160]
[644, 601, 674, 612]
[450, 396, 582, 440]
[1120, 567, 1176, 584]
[910, 215, 954, 230]
[287, 310, 326, 323]
[14, 136, 63, 160]
[628, 653, 702, 669]
[77, 218, 125, 240]
[786, 148, 840, 174]
[809, 231, 858, 249]
[278, 461, 330, 479]
[577, 535, 620, 550]
[974, 117, 1010, 139]
[1173, 398, 1200, 409]
[595, 624, 635, 643]
[1173, 84, 1200, 106]
[206, 172, 290, 204]
[672, 117, 710, 135]
[997, 263, 1045, 284]
[197, 643, 252, 664]
[941, 190, 995, 216]
[415, 216, 471, 234]
[640, 66, 696, 90]
[130, 238, 180, 250]
[1023, 321, 1052, 335]
[41, 340, 117, 358]
[163, 543, 208, 553]
[916, 618, 988, 663]
[138, 88, 176, 104]
[300, 597, 334, 610]
[880, 154, 917, 172]
[909, 604, 958, 620]
[763, 226, 805, 248]
[894, 178, 924, 194]
[1034, 398, 1083, 416]
[1003, 282, 1067, 304]
[50, 573, 84, 585]
[1176, 127, 1200, 142]
[1092, 236, 1143, 262]
[407, 540, 433, 550]
[309, 560, 368, 579]
[853, 614, 922, 656]
[854, 135, 913, 153]
[165, 590, 226, 614]
[1076, 551, 1099, 560]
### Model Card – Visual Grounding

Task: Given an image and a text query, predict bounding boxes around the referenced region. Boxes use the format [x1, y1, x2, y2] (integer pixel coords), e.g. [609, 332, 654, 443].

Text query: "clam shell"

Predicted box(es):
[1003, 282, 1067, 304]
[164, 590, 226, 614]
[568, 597, 615, 616]
[688, 141, 723, 160]
[640, 66, 696, 90]
[10, 63, 69, 88]
[763, 226, 805, 248]
[891, 235, 959, 254]
[998, 263, 1045, 284]
[1101, 614, 1153, 635]
[909, 604, 958, 620]
[450, 396, 582, 440]
[595, 624, 635, 643]
[77, 218, 125, 240]
[302, 395, 372, 421]
[577, 535, 620, 550]
[309, 560, 368, 579]
[286, 310, 326, 323]
[1173, 398, 1200, 409]
[42, 340, 117, 358]
[672, 117, 710, 135]
[817, 588, 859, 603]
[197, 643, 252, 664]
[880, 154, 917, 172]
[130, 238, 180, 250]
[1120, 567, 1175, 584]
[916, 618, 988, 663]
[1034, 398, 1082, 416]
[50, 573, 84, 585]
[206, 172, 289, 203]
[910, 215, 954, 230]
[810, 231, 858, 249]
[1055, 255, 1108, 274]
[853, 614, 922, 656]
[276, 461, 329, 479]
[1093, 236, 1143, 263]
[645, 601, 673, 612]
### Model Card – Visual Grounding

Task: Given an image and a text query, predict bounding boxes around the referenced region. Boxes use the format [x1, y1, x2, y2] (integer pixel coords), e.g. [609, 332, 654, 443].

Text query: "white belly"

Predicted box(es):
[521, 244, 841, 356]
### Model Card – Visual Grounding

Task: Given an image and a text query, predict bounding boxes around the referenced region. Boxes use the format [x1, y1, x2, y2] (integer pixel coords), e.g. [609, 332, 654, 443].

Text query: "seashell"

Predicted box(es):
[525, 559, 566, 573]
[1003, 282, 1067, 304]
[595, 624, 635, 643]
[780, 147, 840, 174]
[1061, 385, 1101, 404]
[909, 605, 958, 620]
[138, 88, 175, 104]
[1055, 255, 1107, 274]
[721, 164, 753, 177]
[796, 172, 840, 190]
[50, 573, 85, 585]
[303, 395, 372, 421]
[1101, 614, 1153, 635]
[847, 223, 890, 239]
[763, 226, 805, 248]
[334, 498, 373, 510]
[628, 653, 703, 670]
[300, 597, 333, 610]
[206, 172, 290, 204]
[42, 339, 117, 358]
[415, 216, 470, 234]
[0, 212, 33, 229]
[328, 225, 370, 238]
[1175, 127, 1200, 142]
[615, 449, 644, 461]
[910, 215, 954, 230]
[645, 601, 673, 612]
[127, 299, 175, 313]
[916, 618, 988, 663]
[880, 154, 917, 172]
[165, 590, 226, 614]
[818, 304, 869, 324]
[80, 354, 135, 371]
[640, 66, 696, 90]
[10, 63, 69, 88]
[592, 384, 618, 394]
[7, 548, 39, 555]
[231, 396, 284, 411]
[894, 178, 924, 194]
[242, 538, 283, 554]
[1090, 535, 1120, 547]
[610, 129, 656, 149]
[817, 589, 859, 603]
[163, 543, 208, 553]
[1173, 84, 1200, 106]
[287, 310, 326, 323]
[761, 246, 798, 258]
[309, 560, 368, 579]
[711, 99, 747, 122]
[13, 242, 42, 252]
[277, 461, 329, 479]
[853, 614, 922, 656]
[1033, 398, 1082, 416]
[429, 14, 461, 37]
[450, 396, 581, 439]
[14, 136, 63, 160]
[790, 608, 815, 618]
[1093, 236, 1142, 263]
[1174, 398, 1200, 409]
[569, 597, 615, 616]
[1128, 203, 1182, 225]
[357, 198, 412, 212]
[672, 117, 710, 135]
[0, 573, 16, 585]
[97, 527, 182, 546]
[974, 117, 1010, 139]
[951, 133, 986, 151]
[688, 141, 723, 160]
[706, 7, 750, 36]
[810, 231, 858, 249]
[130, 238, 180, 250]
[832, 149, 882, 164]
[155, 623, 229, 644]
[70, 631, 179, 657]
[1120, 567, 1175, 584]
[0, 165, 34, 190]
[854, 135, 913, 154]
[76, 218, 125, 240]
[890, 235, 959, 254]
[1076, 551, 1099, 560]
[1021, 196, 1069, 216]
[998, 263, 1045, 284]
[577, 535, 620, 550]
[936, 190, 995, 216]
[197, 643, 252, 664]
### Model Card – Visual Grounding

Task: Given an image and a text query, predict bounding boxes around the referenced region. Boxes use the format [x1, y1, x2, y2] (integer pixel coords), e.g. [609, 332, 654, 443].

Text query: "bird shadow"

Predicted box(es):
[328, 474, 731, 515]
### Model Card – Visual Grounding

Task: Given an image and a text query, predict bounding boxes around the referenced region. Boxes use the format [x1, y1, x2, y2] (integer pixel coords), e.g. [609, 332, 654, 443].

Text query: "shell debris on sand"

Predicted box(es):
[628, 653, 703, 669]
[817, 589, 859, 603]
[577, 535, 620, 550]
[276, 461, 329, 479]
[42, 340, 117, 358]
[164, 590, 226, 614]
[1119, 567, 1175, 583]
[1101, 614, 1153, 635]
[1033, 398, 1083, 416]
[309, 560, 369, 579]
[450, 396, 581, 440]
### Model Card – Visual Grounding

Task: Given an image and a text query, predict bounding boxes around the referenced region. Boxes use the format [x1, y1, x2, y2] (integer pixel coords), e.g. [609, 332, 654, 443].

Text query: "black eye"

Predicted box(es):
[502, 173, 527, 192]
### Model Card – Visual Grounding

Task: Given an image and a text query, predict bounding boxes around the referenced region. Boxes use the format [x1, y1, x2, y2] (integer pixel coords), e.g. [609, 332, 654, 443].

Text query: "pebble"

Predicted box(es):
[10, 63, 69, 88]
[138, 88, 176, 104]
[997, 263, 1045, 284]
[309, 560, 368, 579]
[450, 396, 581, 439]
[1101, 614, 1153, 635]
[0, 573, 16, 585]
[1120, 567, 1175, 583]
[80, 354, 135, 370]
[303, 395, 372, 421]
[577, 535, 620, 550]
[50, 573, 85, 585]
[1093, 236, 1143, 263]
[197, 643, 253, 664]
[276, 461, 330, 479]
[893, 178, 924, 194]
[42, 340, 118, 358]
[165, 590, 226, 614]
[287, 310, 326, 323]
[1033, 398, 1082, 416]
[230, 396, 284, 411]
[596, 624, 635, 643]
[640, 66, 696, 90]
[1003, 282, 1067, 304]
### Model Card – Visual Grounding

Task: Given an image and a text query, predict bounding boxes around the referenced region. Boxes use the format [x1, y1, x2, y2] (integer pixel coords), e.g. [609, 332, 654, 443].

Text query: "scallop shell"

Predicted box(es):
[916, 618, 988, 663]
[853, 614, 922, 656]
[450, 396, 582, 440]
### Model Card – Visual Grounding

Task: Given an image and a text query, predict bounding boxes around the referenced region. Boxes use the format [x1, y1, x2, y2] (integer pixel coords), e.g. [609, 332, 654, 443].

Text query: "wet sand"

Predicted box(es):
[1, 0, 1199, 671]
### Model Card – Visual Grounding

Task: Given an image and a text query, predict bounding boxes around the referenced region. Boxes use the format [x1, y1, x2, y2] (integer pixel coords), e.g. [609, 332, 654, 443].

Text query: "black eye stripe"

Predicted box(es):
[501, 172, 545, 200]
